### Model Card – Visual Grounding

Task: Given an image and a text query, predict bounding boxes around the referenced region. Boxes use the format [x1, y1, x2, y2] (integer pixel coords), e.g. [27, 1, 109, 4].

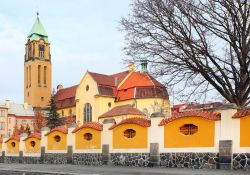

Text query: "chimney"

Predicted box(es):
[24, 103, 28, 110]
[129, 63, 135, 72]
[57, 84, 63, 92]
[140, 59, 148, 73]
[5, 100, 10, 108]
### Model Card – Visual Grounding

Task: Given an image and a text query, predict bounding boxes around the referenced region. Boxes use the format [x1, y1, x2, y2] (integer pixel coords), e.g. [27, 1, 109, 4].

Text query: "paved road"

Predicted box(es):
[0, 164, 248, 175]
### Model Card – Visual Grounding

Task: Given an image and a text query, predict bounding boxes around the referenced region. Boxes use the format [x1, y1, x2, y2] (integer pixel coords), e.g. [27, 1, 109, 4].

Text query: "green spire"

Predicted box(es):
[28, 13, 49, 42]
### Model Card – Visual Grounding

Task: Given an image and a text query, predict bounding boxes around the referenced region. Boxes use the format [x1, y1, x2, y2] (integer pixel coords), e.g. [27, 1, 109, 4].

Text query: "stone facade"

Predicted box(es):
[160, 153, 219, 169]
[44, 153, 67, 164]
[72, 153, 102, 166]
[111, 153, 150, 167]
[22, 157, 41, 164]
[233, 153, 250, 170]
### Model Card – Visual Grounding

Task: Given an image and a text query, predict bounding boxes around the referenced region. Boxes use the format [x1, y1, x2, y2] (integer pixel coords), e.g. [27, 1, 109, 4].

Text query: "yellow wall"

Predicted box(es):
[25, 138, 40, 153]
[164, 117, 215, 148]
[47, 131, 67, 150]
[76, 73, 116, 124]
[240, 115, 250, 147]
[24, 39, 51, 107]
[6, 139, 19, 154]
[57, 107, 76, 117]
[0, 142, 2, 151]
[113, 124, 148, 149]
[75, 128, 101, 149]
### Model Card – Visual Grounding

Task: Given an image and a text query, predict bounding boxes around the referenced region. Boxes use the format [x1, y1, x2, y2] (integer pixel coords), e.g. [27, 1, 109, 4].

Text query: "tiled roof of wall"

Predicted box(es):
[109, 117, 151, 130]
[5, 135, 20, 143]
[72, 122, 103, 133]
[159, 110, 221, 126]
[45, 126, 68, 136]
[232, 108, 250, 118]
[23, 132, 41, 141]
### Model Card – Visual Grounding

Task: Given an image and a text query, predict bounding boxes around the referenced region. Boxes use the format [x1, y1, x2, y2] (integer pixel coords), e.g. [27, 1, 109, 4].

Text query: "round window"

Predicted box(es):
[180, 124, 198, 135]
[30, 141, 36, 147]
[108, 102, 112, 108]
[11, 142, 16, 148]
[124, 129, 136, 138]
[86, 85, 89, 91]
[84, 133, 93, 141]
[54, 135, 61, 142]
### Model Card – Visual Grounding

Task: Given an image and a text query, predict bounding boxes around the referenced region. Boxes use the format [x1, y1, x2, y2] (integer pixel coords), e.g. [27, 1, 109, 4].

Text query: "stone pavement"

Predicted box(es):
[0, 164, 248, 175]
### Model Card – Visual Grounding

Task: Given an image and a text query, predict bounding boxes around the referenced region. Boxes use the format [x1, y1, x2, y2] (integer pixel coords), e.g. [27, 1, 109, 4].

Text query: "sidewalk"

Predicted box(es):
[0, 164, 248, 175]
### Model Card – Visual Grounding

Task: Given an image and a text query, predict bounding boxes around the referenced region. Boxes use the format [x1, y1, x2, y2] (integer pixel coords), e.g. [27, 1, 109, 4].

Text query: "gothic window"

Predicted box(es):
[26, 67, 28, 88]
[29, 66, 31, 87]
[39, 44, 45, 58]
[44, 66, 47, 85]
[38, 65, 41, 85]
[180, 124, 198, 135]
[84, 103, 92, 123]
[124, 129, 136, 138]
[69, 109, 72, 116]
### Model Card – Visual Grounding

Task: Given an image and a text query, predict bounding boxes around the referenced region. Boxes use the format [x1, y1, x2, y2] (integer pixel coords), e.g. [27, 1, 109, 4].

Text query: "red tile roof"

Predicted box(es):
[109, 117, 151, 130]
[5, 135, 20, 143]
[23, 132, 41, 141]
[159, 111, 221, 126]
[232, 108, 250, 118]
[99, 105, 145, 119]
[72, 122, 103, 133]
[116, 72, 168, 101]
[45, 126, 68, 136]
[54, 85, 78, 109]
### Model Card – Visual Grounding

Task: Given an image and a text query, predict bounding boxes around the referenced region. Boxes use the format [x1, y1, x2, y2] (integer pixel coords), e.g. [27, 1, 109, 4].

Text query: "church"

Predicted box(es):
[23, 14, 171, 125]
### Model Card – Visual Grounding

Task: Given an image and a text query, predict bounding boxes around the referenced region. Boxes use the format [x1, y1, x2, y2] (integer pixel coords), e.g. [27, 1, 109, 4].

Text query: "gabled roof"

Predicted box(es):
[88, 71, 130, 87]
[98, 105, 145, 119]
[159, 110, 221, 126]
[54, 85, 78, 109]
[72, 122, 103, 133]
[45, 126, 68, 136]
[119, 72, 165, 89]
[109, 117, 151, 130]
[28, 17, 48, 37]
[5, 135, 20, 143]
[23, 132, 41, 141]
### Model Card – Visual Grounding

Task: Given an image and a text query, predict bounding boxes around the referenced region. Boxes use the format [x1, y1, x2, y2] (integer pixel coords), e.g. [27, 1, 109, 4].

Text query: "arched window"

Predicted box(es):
[84, 103, 92, 123]
[39, 44, 45, 58]
[38, 65, 41, 85]
[44, 66, 47, 85]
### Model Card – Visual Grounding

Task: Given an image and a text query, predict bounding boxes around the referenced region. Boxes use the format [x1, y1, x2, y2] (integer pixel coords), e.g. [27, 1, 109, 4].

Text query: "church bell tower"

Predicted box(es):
[24, 13, 52, 107]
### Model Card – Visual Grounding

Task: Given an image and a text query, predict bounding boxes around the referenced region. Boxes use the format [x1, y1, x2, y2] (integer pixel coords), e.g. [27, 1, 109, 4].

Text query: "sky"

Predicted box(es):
[0, 0, 132, 104]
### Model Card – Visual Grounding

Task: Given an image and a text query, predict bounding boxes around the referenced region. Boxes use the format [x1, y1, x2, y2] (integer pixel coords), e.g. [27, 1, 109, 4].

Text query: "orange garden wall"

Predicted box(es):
[240, 115, 250, 147]
[112, 124, 148, 149]
[6, 139, 19, 154]
[164, 117, 215, 148]
[47, 131, 67, 150]
[74, 128, 101, 149]
[25, 137, 40, 153]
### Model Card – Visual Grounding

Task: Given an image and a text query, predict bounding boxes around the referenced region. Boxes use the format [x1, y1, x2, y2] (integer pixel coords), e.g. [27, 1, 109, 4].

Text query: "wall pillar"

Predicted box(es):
[40, 127, 50, 163]
[67, 124, 77, 164]
[19, 133, 28, 163]
[219, 140, 233, 170]
[149, 112, 164, 167]
[102, 119, 115, 165]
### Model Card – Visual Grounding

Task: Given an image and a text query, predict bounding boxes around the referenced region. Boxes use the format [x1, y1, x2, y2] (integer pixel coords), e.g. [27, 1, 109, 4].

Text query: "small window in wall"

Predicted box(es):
[180, 124, 198, 135]
[108, 102, 112, 108]
[124, 129, 136, 138]
[84, 133, 93, 141]
[41, 97, 44, 101]
[11, 142, 16, 148]
[62, 110, 64, 116]
[30, 141, 36, 147]
[54, 135, 61, 142]
[86, 85, 89, 91]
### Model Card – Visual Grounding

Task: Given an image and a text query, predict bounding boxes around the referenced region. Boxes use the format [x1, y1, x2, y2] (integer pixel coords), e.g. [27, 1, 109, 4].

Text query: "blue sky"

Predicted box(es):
[0, 0, 131, 103]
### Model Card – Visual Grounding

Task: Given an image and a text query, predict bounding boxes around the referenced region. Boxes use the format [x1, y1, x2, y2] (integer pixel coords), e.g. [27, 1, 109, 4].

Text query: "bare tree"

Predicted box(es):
[121, 0, 250, 107]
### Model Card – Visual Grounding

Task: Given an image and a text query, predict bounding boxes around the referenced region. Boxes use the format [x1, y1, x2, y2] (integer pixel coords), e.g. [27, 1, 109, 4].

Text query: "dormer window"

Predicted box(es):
[39, 44, 45, 58]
